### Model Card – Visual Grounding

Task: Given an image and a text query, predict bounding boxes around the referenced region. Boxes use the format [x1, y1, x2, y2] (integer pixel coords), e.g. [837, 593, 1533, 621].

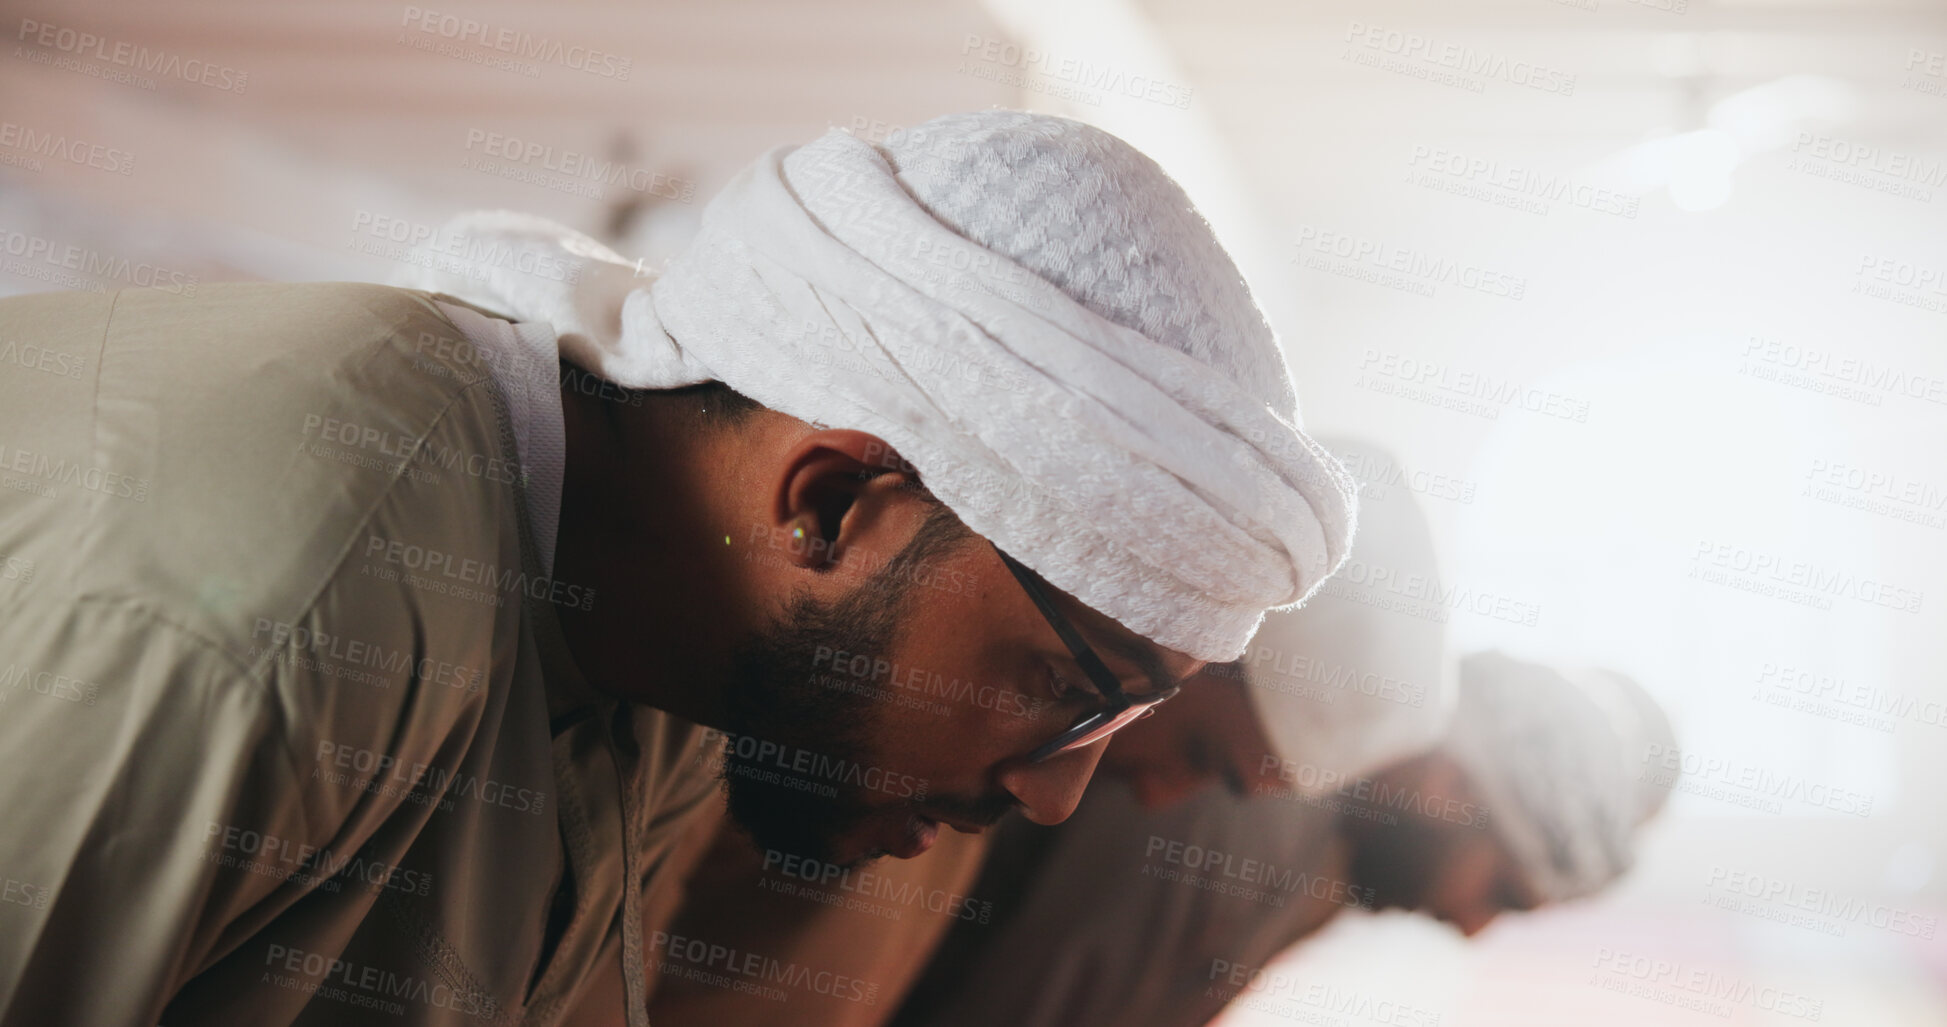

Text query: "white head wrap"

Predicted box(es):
[1442, 652, 1677, 903]
[1239, 438, 1455, 791]
[395, 110, 1356, 661]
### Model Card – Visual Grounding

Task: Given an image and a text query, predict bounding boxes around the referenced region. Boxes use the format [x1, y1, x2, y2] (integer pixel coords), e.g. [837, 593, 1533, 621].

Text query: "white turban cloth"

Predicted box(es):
[1443, 652, 1677, 903]
[395, 111, 1356, 662]
[1240, 437, 1455, 790]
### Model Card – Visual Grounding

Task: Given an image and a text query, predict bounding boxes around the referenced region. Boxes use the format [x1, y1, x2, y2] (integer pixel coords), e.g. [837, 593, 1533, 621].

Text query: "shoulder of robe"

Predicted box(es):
[0, 282, 527, 757]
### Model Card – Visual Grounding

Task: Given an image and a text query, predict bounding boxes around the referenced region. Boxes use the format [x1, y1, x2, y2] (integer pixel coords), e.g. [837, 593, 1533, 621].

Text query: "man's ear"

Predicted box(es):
[770, 430, 920, 571]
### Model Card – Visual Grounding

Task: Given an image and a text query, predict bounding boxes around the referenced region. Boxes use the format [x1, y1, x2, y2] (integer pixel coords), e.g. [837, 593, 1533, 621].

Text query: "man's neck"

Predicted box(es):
[548, 366, 744, 728]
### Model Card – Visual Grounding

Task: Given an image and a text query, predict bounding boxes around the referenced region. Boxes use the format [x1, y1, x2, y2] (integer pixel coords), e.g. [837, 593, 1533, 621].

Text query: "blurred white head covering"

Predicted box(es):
[1242, 438, 1456, 790]
[1443, 651, 1677, 903]
[394, 110, 1356, 662]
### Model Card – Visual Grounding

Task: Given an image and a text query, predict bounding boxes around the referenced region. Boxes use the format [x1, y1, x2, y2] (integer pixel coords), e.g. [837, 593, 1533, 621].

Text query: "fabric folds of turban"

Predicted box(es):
[1445, 652, 1678, 903]
[395, 110, 1357, 662]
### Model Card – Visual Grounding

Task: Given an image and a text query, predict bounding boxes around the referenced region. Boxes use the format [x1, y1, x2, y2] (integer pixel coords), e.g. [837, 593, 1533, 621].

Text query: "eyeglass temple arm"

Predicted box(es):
[990, 543, 1130, 704]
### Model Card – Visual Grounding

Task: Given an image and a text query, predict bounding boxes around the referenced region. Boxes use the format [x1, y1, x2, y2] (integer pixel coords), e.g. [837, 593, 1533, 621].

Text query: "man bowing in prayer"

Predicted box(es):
[891, 651, 1677, 1027]
[0, 110, 1356, 1027]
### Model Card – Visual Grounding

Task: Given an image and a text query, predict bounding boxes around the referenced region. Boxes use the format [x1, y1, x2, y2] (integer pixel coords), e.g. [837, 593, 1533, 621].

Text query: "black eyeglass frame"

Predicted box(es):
[990, 543, 1180, 763]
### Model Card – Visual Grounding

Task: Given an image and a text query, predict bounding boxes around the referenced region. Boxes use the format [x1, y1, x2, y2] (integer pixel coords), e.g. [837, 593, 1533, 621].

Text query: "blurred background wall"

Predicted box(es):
[2, 0, 1941, 1022]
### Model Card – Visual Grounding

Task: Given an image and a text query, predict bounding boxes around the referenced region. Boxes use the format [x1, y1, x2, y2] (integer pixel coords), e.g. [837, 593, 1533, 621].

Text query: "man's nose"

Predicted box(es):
[997, 742, 1108, 824]
[1452, 905, 1502, 938]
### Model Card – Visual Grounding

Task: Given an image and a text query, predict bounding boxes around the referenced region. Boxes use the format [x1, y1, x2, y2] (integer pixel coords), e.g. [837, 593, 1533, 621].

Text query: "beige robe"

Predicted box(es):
[0, 283, 720, 1026]
[892, 784, 1347, 1027]
[641, 805, 993, 1027]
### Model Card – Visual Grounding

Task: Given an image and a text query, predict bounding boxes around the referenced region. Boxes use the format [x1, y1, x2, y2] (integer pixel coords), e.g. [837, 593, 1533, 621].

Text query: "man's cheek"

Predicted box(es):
[1099, 717, 1164, 772]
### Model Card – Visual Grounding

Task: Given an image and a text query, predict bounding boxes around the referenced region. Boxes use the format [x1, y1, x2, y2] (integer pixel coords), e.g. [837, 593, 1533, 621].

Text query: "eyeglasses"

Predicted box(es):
[990, 543, 1179, 763]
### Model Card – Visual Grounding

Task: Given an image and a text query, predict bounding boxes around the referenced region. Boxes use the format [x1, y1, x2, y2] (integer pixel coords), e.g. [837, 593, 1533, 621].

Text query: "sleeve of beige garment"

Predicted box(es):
[0, 598, 319, 1026]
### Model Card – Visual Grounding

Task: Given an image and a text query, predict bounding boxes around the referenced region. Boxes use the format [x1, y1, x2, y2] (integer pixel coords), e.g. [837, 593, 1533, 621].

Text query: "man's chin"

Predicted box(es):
[729, 805, 939, 870]
[722, 785, 867, 865]
[826, 812, 939, 865]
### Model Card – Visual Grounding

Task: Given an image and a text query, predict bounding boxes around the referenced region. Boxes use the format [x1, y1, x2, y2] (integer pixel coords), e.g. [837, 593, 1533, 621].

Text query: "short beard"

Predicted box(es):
[719, 505, 968, 866]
